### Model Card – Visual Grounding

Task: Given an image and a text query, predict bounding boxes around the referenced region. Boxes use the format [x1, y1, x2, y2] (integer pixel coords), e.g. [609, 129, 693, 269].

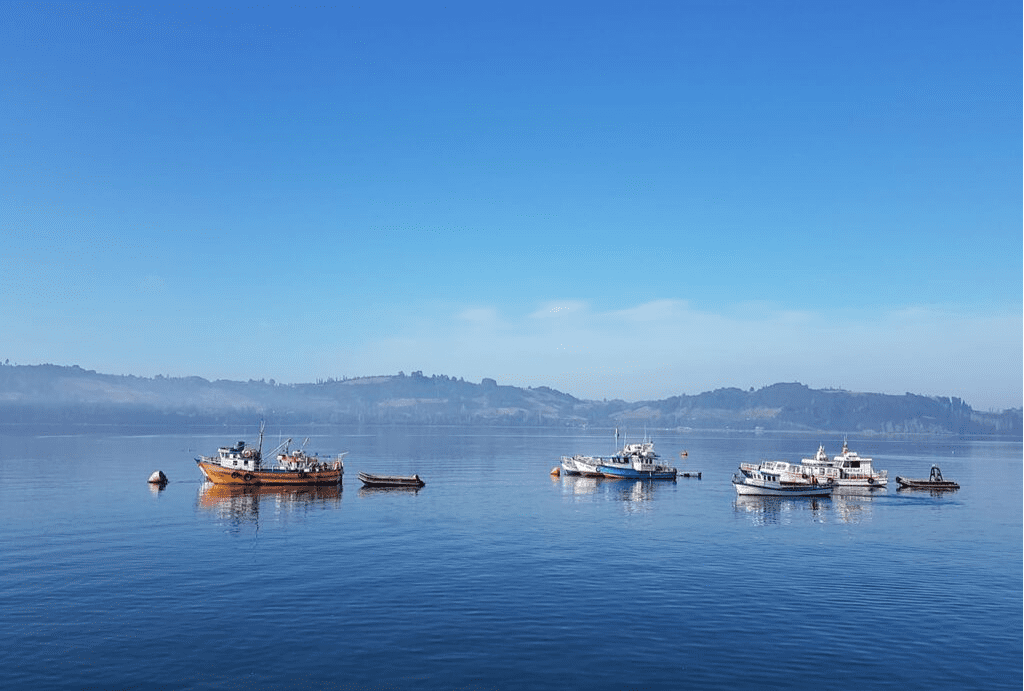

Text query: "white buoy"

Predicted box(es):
[148, 470, 168, 484]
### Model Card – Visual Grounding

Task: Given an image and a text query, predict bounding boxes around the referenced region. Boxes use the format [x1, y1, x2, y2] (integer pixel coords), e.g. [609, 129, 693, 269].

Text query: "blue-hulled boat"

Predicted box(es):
[562, 432, 678, 480]
[595, 439, 677, 480]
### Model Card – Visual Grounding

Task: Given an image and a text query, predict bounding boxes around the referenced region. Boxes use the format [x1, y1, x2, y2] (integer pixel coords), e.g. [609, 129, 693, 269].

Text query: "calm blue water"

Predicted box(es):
[0, 426, 1020, 690]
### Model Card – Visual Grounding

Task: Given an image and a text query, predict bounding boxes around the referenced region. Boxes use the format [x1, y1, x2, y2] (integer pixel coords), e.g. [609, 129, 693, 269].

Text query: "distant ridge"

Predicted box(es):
[0, 364, 1019, 436]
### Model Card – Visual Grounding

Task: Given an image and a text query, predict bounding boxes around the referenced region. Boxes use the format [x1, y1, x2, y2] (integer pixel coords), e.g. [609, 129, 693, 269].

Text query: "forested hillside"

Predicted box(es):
[0, 364, 1019, 436]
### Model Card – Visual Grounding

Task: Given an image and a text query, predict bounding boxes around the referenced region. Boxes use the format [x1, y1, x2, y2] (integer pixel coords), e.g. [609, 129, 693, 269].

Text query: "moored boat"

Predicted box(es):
[357, 472, 425, 488]
[195, 429, 346, 486]
[733, 460, 834, 496]
[560, 454, 604, 477]
[895, 466, 959, 490]
[801, 440, 888, 487]
[596, 450, 677, 480]
[561, 433, 677, 480]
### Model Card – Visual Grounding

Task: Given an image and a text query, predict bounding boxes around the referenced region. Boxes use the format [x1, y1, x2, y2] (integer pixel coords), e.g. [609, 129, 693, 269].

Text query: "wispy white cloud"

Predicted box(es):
[528, 300, 589, 319]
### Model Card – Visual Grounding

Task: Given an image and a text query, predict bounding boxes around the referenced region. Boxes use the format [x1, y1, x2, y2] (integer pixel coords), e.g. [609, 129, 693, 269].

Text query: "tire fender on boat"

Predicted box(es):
[243, 473, 253, 482]
[231, 471, 240, 479]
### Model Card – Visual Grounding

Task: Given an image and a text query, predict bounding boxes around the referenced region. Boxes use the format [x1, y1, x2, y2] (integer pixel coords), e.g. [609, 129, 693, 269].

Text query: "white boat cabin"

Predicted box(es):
[800, 442, 888, 485]
[738, 460, 813, 483]
[211, 441, 261, 471]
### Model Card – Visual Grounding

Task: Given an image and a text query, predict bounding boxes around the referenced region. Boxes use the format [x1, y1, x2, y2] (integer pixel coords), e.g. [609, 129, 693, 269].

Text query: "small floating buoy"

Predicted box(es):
[550, 467, 560, 477]
[148, 470, 168, 485]
[680, 451, 688, 457]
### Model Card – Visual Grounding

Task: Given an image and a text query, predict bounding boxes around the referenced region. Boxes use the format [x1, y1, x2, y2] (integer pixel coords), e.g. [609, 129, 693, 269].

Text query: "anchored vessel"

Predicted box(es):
[357, 472, 425, 488]
[801, 441, 889, 487]
[561, 434, 677, 480]
[895, 465, 959, 490]
[733, 460, 834, 496]
[196, 429, 346, 486]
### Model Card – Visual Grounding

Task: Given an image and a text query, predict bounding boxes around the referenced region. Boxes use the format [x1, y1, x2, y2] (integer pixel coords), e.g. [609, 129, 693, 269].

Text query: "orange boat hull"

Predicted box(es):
[196, 459, 343, 486]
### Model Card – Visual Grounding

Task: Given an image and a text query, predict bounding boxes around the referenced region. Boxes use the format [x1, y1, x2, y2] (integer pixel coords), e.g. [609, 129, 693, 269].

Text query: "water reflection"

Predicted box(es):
[197, 482, 342, 525]
[608, 479, 660, 507]
[559, 475, 601, 497]
[357, 485, 423, 498]
[559, 475, 673, 511]
[733, 495, 831, 525]
[895, 486, 960, 497]
[734, 487, 884, 525]
[830, 487, 884, 524]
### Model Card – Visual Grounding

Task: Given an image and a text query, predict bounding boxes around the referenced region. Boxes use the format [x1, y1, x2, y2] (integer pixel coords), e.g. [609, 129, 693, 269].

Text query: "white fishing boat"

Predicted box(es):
[801, 441, 888, 487]
[560, 453, 603, 477]
[732, 460, 833, 496]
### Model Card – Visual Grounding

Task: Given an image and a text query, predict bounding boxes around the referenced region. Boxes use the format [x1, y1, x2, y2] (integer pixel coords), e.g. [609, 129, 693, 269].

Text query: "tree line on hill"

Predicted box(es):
[0, 364, 1019, 436]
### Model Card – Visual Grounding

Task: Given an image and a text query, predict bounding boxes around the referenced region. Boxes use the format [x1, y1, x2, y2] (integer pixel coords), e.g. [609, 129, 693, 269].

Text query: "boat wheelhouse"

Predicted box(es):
[801, 441, 888, 487]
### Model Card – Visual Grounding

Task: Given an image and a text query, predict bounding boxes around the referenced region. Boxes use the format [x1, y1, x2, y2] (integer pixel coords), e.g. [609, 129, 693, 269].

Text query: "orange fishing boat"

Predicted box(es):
[195, 427, 346, 486]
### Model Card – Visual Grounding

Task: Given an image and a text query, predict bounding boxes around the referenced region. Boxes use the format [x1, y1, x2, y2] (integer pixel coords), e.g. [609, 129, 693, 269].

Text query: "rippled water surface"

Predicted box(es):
[1, 426, 1020, 690]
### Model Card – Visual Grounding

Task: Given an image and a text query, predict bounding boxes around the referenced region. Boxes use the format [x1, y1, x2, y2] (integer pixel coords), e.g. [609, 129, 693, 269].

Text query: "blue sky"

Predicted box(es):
[2, 1, 1021, 410]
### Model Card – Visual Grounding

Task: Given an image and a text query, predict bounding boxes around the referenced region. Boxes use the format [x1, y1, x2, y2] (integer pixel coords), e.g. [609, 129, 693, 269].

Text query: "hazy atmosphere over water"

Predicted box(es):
[2, 1, 1020, 410]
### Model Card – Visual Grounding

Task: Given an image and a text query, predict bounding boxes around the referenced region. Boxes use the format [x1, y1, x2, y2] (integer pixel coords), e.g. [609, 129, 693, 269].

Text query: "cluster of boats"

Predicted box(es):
[733, 441, 957, 495]
[732, 440, 889, 496]
[560, 434, 680, 480]
[561, 434, 957, 497]
[194, 427, 424, 489]
[195, 427, 957, 496]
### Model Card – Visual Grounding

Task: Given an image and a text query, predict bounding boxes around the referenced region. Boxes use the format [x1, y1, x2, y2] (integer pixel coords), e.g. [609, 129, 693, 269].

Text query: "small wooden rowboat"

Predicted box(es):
[357, 472, 425, 488]
[895, 465, 959, 490]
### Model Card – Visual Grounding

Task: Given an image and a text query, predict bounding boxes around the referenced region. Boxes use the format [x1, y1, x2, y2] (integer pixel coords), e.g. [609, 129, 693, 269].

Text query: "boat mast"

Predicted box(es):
[257, 420, 266, 469]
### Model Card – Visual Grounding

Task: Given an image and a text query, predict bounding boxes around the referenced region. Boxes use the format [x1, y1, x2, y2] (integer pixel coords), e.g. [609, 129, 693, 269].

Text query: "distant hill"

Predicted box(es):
[0, 364, 1020, 436]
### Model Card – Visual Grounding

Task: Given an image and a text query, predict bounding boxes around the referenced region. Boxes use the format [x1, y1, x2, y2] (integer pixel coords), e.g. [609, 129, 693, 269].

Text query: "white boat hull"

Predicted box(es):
[832, 476, 887, 487]
[561, 455, 607, 477]
[733, 479, 832, 497]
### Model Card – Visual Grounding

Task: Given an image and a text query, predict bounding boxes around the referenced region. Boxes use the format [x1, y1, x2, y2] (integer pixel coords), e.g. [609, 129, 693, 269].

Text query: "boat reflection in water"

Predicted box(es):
[559, 474, 602, 497]
[357, 484, 424, 497]
[558, 474, 669, 512]
[734, 488, 883, 526]
[733, 494, 831, 526]
[197, 482, 342, 526]
[610, 479, 662, 514]
[828, 487, 883, 524]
